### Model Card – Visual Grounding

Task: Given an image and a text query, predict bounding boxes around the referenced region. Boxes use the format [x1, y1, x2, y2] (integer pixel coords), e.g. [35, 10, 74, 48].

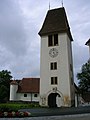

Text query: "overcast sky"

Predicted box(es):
[0, 0, 90, 84]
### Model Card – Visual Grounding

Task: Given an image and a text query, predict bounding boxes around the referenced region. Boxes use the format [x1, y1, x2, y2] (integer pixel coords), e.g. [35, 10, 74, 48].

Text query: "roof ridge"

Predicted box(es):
[22, 77, 40, 79]
[48, 7, 65, 12]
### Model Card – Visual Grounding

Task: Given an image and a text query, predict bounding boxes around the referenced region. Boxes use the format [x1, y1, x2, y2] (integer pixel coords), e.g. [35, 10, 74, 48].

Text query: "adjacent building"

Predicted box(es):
[10, 78, 40, 102]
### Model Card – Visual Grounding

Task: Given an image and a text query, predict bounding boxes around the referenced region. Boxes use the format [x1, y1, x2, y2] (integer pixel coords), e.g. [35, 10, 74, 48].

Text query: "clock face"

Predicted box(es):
[49, 48, 58, 58]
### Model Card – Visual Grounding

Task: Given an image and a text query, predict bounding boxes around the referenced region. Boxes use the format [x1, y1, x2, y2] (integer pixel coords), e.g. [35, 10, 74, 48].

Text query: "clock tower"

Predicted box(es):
[39, 7, 75, 107]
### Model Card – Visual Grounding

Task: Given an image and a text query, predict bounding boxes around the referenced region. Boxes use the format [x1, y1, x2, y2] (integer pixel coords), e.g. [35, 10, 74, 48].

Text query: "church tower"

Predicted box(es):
[39, 7, 75, 107]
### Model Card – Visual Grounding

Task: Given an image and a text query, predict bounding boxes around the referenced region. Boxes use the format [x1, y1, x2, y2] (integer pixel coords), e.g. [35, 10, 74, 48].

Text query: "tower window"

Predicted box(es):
[71, 77, 74, 85]
[70, 64, 73, 71]
[54, 34, 58, 46]
[70, 64, 73, 85]
[50, 62, 57, 70]
[48, 34, 58, 46]
[48, 35, 52, 46]
[51, 77, 58, 85]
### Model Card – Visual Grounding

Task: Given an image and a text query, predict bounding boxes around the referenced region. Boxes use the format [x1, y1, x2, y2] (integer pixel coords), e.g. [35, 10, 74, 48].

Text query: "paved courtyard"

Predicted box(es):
[1, 106, 90, 120]
[0, 114, 90, 120]
[18, 106, 90, 116]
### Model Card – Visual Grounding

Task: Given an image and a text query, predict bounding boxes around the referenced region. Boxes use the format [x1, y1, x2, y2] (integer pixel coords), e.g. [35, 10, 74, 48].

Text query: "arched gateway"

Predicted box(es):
[48, 93, 60, 107]
[47, 89, 63, 107]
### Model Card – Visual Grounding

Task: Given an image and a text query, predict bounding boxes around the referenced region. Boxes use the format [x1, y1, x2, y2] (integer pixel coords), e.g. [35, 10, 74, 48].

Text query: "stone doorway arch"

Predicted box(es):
[48, 93, 60, 107]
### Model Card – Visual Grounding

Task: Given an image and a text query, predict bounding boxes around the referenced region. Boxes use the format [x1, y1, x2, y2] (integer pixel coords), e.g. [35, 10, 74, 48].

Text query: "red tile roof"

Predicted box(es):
[17, 78, 40, 93]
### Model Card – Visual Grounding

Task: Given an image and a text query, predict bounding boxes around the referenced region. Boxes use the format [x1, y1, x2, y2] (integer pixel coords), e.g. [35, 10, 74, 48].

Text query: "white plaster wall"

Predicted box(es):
[67, 36, 75, 102]
[40, 33, 74, 106]
[32, 93, 39, 102]
[10, 85, 18, 101]
[89, 46, 90, 58]
[16, 93, 39, 102]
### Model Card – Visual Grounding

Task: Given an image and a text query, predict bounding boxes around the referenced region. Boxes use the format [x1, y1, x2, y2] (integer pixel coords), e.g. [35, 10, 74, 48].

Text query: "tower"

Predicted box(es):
[39, 7, 75, 107]
[10, 80, 18, 101]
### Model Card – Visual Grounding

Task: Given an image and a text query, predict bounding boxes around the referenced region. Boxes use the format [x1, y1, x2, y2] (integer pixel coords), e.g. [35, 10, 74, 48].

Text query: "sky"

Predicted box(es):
[0, 0, 90, 85]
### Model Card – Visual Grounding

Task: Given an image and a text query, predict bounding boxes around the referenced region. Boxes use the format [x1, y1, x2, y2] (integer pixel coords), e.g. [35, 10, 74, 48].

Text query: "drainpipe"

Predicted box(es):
[31, 93, 32, 102]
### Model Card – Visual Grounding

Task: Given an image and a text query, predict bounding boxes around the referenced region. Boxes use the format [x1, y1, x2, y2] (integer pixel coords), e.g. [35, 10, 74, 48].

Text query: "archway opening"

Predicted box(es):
[48, 93, 60, 107]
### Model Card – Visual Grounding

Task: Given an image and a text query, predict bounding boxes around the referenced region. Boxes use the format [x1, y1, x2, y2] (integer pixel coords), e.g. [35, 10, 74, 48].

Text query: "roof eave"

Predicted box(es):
[85, 39, 90, 46]
[17, 91, 39, 93]
[39, 29, 73, 41]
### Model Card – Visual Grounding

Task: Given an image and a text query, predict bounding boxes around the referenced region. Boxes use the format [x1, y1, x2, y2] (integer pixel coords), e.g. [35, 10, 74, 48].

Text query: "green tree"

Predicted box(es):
[0, 70, 12, 101]
[77, 60, 90, 92]
[0, 85, 8, 100]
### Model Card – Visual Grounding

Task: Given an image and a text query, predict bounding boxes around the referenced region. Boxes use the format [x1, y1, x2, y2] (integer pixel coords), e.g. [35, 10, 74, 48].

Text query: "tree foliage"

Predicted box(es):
[0, 70, 12, 101]
[0, 85, 8, 100]
[77, 60, 90, 92]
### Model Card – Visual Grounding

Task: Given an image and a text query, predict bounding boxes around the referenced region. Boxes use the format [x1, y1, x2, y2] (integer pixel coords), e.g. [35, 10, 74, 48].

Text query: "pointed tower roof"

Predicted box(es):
[39, 7, 73, 41]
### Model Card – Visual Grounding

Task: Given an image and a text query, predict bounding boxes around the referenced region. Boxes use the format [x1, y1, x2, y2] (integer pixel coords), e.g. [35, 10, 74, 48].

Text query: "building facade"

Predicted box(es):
[85, 38, 90, 58]
[39, 7, 75, 107]
[10, 78, 40, 102]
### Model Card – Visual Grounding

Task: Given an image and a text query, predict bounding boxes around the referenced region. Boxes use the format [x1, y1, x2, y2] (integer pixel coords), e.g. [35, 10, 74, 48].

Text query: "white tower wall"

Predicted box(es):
[40, 33, 74, 107]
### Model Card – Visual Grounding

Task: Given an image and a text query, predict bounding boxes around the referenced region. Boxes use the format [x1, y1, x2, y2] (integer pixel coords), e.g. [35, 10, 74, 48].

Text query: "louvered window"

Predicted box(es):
[48, 34, 58, 46]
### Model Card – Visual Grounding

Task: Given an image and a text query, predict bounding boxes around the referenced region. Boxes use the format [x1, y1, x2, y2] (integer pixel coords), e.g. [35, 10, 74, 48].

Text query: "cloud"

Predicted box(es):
[0, 0, 90, 83]
[0, 0, 28, 57]
[66, 0, 90, 45]
[72, 42, 89, 84]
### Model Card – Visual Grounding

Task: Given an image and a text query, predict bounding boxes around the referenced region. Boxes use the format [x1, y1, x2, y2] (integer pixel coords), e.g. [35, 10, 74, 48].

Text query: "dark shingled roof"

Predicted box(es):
[17, 78, 40, 93]
[39, 7, 73, 41]
[85, 39, 90, 45]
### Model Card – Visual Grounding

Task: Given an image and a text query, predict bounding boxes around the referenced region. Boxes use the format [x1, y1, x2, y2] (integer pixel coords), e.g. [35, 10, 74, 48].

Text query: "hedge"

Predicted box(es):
[0, 103, 40, 112]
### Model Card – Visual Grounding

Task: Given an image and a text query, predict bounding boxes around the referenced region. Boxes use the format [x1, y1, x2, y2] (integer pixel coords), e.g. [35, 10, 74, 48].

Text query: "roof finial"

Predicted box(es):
[49, 0, 50, 10]
[61, 0, 63, 7]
